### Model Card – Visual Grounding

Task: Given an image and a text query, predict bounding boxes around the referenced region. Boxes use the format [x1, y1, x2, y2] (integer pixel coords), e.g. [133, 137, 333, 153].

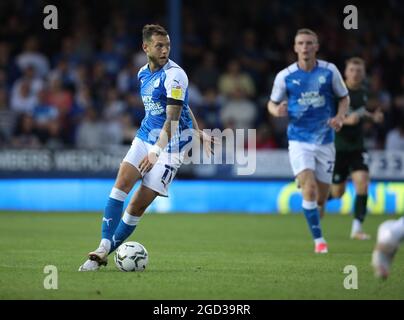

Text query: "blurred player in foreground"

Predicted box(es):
[268, 29, 349, 253]
[79, 24, 212, 271]
[372, 217, 404, 279]
[329, 57, 384, 240]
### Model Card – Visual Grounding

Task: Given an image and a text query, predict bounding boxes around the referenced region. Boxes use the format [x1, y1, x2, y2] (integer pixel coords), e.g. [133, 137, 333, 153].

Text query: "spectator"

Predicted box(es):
[10, 79, 38, 114]
[97, 36, 124, 77]
[102, 88, 126, 146]
[192, 52, 220, 92]
[16, 36, 50, 77]
[48, 59, 75, 88]
[47, 77, 73, 116]
[237, 29, 267, 88]
[10, 65, 44, 113]
[220, 87, 257, 131]
[32, 89, 59, 144]
[75, 108, 104, 148]
[218, 59, 256, 98]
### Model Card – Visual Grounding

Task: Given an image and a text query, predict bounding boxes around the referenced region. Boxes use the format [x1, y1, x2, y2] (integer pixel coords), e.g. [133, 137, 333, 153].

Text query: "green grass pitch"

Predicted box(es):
[0, 212, 403, 299]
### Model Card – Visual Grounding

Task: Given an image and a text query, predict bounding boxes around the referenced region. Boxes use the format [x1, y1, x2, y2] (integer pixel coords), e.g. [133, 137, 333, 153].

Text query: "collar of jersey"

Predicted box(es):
[296, 60, 319, 73]
[147, 60, 170, 74]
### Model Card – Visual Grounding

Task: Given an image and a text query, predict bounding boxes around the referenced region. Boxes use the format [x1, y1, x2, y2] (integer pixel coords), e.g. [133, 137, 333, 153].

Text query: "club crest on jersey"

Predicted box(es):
[171, 85, 183, 100]
[318, 76, 326, 84]
[153, 79, 160, 88]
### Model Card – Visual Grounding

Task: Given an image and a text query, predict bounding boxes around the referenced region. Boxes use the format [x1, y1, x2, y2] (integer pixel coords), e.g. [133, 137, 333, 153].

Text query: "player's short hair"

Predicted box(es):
[346, 57, 366, 67]
[142, 24, 168, 42]
[295, 28, 318, 42]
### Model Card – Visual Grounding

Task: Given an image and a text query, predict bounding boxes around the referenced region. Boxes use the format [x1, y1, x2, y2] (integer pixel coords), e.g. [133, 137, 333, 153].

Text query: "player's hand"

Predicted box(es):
[138, 153, 158, 175]
[344, 113, 360, 125]
[328, 114, 345, 132]
[276, 101, 288, 117]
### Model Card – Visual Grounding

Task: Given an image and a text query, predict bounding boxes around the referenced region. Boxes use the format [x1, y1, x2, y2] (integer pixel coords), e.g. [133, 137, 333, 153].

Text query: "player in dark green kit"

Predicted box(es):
[330, 57, 383, 240]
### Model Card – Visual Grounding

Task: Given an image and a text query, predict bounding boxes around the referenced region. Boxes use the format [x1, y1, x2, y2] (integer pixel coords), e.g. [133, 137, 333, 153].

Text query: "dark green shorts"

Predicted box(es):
[332, 150, 369, 184]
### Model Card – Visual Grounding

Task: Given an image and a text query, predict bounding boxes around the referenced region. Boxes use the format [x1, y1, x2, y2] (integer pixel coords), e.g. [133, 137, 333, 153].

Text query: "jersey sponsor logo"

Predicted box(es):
[142, 95, 164, 115]
[171, 85, 183, 100]
[297, 91, 325, 108]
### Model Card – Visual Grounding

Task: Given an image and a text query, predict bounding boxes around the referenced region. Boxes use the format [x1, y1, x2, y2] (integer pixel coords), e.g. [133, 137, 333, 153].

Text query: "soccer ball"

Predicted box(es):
[114, 241, 148, 272]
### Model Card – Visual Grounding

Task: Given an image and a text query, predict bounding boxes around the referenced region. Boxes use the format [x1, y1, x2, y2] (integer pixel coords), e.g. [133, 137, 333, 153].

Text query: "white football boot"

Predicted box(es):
[78, 259, 101, 271]
[78, 246, 109, 271]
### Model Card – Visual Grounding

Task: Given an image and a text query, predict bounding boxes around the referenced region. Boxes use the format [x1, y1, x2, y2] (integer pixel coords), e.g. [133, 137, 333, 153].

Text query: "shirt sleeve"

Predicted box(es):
[270, 71, 287, 103]
[328, 63, 349, 98]
[164, 68, 188, 102]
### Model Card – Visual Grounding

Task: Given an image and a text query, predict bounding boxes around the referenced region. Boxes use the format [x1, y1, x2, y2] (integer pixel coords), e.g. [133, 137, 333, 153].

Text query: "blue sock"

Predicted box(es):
[102, 198, 124, 241]
[101, 188, 128, 241]
[302, 200, 322, 240]
[110, 212, 141, 253]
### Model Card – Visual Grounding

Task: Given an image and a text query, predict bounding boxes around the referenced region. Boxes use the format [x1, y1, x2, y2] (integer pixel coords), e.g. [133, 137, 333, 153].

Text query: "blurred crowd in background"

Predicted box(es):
[0, 0, 403, 151]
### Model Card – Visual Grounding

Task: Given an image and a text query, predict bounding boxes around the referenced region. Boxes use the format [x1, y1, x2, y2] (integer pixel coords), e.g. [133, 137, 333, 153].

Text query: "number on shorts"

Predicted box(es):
[161, 165, 176, 187]
[327, 160, 335, 173]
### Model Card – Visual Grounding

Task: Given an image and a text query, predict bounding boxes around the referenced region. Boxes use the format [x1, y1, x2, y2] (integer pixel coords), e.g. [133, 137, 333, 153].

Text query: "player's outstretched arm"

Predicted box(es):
[267, 100, 288, 117]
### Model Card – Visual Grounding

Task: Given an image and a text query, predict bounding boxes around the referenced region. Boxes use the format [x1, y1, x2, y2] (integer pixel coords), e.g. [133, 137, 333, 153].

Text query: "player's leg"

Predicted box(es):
[309, 142, 337, 252]
[372, 217, 404, 279]
[297, 169, 327, 253]
[329, 150, 349, 199]
[109, 148, 185, 253]
[330, 182, 346, 199]
[79, 138, 146, 271]
[109, 185, 158, 253]
[79, 162, 141, 271]
[100, 162, 142, 250]
[289, 141, 327, 253]
[351, 169, 370, 240]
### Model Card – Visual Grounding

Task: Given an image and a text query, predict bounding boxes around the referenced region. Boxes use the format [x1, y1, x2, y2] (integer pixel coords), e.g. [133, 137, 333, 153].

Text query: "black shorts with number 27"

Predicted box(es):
[332, 150, 369, 184]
